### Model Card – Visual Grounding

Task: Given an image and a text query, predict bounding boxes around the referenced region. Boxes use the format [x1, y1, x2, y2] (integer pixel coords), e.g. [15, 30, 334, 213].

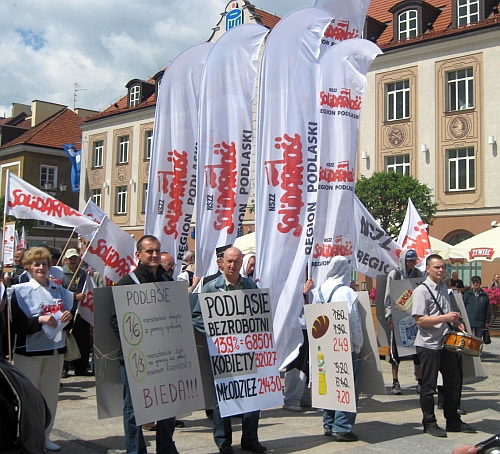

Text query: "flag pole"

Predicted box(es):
[57, 230, 76, 266]
[3, 170, 12, 361]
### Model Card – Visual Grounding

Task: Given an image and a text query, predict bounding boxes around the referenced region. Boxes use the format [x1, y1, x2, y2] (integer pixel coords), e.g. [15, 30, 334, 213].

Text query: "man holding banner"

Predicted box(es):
[192, 247, 267, 454]
[111, 235, 178, 454]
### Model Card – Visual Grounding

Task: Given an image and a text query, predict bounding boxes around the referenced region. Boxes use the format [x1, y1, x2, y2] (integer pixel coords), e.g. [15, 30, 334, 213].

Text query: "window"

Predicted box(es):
[386, 80, 410, 121]
[92, 140, 103, 167]
[91, 188, 102, 208]
[398, 10, 418, 40]
[130, 85, 140, 107]
[447, 68, 474, 111]
[117, 135, 129, 164]
[386, 154, 410, 175]
[145, 130, 153, 160]
[447, 147, 475, 191]
[115, 186, 128, 214]
[457, 0, 479, 26]
[142, 183, 148, 213]
[40, 165, 57, 188]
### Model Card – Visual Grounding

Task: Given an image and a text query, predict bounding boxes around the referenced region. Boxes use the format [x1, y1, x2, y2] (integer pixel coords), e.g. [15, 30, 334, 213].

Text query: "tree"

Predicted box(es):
[355, 172, 437, 240]
[0, 196, 36, 234]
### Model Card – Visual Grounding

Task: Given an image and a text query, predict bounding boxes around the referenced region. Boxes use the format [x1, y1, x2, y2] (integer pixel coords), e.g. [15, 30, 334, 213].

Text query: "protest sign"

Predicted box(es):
[304, 301, 356, 412]
[94, 287, 122, 419]
[112, 281, 204, 425]
[3, 222, 15, 267]
[198, 287, 282, 417]
[389, 277, 425, 357]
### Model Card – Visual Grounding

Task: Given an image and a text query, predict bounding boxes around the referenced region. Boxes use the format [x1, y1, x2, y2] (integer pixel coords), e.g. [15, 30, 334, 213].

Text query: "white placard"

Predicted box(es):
[112, 281, 204, 425]
[198, 288, 283, 417]
[304, 301, 356, 413]
[390, 277, 426, 357]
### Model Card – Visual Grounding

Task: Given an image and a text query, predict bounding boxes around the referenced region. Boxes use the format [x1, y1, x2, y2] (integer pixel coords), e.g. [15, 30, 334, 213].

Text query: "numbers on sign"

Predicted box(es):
[336, 389, 350, 404]
[214, 335, 241, 354]
[333, 337, 349, 353]
[333, 361, 349, 374]
[245, 333, 274, 351]
[123, 312, 143, 346]
[128, 348, 147, 382]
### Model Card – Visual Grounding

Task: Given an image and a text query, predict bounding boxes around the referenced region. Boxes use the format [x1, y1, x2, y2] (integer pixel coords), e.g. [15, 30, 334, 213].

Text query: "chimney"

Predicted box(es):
[11, 103, 31, 118]
[31, 100, 66, 127]
[75, 108, 99, 119]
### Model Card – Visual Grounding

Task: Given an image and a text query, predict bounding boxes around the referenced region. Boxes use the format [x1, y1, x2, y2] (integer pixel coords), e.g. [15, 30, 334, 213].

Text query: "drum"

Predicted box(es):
[444, 332, 483, 356]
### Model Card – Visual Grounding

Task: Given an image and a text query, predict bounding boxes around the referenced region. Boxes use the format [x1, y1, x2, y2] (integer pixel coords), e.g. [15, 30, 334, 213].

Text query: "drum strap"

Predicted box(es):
[421, 283, 456, 332]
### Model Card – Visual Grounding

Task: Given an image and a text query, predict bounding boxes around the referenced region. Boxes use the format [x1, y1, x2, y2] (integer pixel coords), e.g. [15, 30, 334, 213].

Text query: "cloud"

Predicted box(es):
[0, 0, 312, 117]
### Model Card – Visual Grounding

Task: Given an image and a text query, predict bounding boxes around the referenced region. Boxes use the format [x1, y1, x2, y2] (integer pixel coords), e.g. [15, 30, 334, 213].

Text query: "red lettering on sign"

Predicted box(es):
[205, 141, 237, 233]
[320, 88, 362, 111]
[265, 134, 304, 237]
[319, 161, 354, 183]
[87, 238, 135, 278]
[324, 20, 359, 42]
[158, 150, 189, 239]
[9, 189, 84, 219]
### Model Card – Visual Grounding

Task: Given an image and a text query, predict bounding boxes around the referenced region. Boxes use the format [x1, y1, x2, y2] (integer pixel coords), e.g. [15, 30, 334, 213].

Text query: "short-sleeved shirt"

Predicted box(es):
[412, 277, 452, 350]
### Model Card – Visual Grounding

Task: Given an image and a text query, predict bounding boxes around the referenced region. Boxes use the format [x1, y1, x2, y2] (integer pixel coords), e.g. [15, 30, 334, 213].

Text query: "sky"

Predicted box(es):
[0, 0, 313, 118]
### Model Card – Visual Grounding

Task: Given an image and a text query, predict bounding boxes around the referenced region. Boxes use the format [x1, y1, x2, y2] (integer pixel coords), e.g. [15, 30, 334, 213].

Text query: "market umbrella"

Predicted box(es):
[442, 228, 500, 262]
[429, 236, 451, 256]
[233, 231, 256, 255]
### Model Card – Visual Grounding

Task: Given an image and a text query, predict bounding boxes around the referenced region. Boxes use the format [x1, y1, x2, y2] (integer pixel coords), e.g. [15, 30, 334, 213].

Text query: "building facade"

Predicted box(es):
[359, 0, 500, 281]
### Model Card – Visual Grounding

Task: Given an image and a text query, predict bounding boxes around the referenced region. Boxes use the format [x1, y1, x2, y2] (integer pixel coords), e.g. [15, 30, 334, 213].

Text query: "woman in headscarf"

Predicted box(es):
[312, 256, 363, 442]
[241, 254, 256, 279]
[10, 246, 73, 451]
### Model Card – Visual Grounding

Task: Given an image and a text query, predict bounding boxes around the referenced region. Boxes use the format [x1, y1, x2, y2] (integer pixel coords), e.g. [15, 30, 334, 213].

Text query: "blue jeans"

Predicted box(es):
[323, 352, 361, 434]
[212, 390, 260, 448]
[119, 362, 178, 454]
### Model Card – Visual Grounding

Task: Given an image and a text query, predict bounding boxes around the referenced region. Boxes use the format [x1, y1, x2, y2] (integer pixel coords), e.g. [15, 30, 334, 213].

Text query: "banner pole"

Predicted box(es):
[57, 230, 76, 266]
[3, 171, 12, 362]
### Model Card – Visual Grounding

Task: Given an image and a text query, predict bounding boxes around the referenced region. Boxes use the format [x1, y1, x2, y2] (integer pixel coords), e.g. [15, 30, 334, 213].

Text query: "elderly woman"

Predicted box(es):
[10, 246, 73, 451]
[241, 254, 256, 279]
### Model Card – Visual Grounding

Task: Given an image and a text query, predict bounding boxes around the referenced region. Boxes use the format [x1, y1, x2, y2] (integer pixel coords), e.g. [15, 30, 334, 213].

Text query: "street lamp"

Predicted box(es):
[44, 181, 67, 250]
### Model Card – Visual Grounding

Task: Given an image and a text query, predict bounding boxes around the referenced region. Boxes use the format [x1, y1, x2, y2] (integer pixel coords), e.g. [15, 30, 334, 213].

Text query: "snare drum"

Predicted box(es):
[444, 332, 483, 356]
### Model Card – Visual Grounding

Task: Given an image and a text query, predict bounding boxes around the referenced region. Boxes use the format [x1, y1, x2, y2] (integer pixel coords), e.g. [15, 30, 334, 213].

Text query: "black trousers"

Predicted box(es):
[417, 346, 461, 428]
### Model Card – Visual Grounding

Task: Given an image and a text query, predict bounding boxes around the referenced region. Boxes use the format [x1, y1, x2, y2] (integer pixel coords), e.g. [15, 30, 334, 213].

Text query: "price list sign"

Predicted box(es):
[198, 288, 283, 417]
[112, 281, 204, 425]
[304, 301, 356, 413]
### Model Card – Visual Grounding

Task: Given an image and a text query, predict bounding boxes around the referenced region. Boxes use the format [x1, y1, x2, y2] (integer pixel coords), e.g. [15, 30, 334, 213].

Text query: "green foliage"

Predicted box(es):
[355, 172, 437, 240]
[0, 196, 36, 234]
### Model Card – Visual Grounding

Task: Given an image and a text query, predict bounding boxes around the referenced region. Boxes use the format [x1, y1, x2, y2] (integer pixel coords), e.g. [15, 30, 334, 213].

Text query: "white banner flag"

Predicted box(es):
[397, 197, 432, 265]
[5, 171, 98, 236]
[195, 24, 268, 277]
[80, 199, 106, 241]
[19, 226, 26, 249]
[255, 7, 332, 368]
[78, 274, 95, 326]
[354, 195, 401, 278]
[315, 0, 371, 53]
[311, 39, 381, 285]
[145, 42, 213, 278]
[81, 216, 137, 284]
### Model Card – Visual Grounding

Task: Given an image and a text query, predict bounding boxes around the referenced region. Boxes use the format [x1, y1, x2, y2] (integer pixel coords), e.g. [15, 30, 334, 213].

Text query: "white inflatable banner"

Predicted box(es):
[311, 39, 381, 284]
[145, 42, 213, 278]
[255, 7, 332, 368]
[195, 24, 268, 278]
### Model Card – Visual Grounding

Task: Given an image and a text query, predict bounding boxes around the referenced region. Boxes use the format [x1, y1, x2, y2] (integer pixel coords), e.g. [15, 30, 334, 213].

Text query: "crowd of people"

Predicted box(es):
[0, 239, 495, 453]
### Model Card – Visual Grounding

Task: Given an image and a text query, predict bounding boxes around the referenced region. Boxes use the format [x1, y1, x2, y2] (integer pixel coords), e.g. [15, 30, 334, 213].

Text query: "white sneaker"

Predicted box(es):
[45, 438, 61, 451]
[283, 404, 302, 412]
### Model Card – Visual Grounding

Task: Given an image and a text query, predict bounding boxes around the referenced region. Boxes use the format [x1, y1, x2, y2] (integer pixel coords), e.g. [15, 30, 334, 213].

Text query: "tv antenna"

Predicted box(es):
[73, 82, 88, 110]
